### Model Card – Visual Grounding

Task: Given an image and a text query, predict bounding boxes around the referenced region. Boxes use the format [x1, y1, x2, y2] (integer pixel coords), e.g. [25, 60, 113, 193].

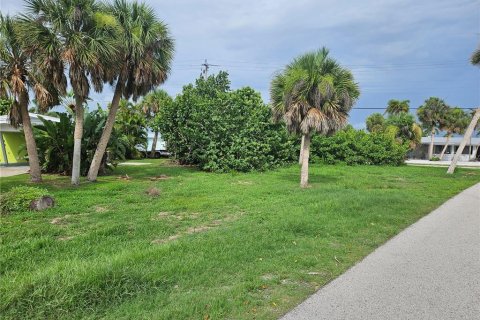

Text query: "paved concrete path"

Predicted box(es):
[0, 166, 29, 178]
[282, 183, 480, 320]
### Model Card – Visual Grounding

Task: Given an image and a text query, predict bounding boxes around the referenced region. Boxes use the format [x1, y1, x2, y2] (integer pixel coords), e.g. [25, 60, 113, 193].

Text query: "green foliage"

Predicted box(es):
[385, 99, 410, 115]
[417, 97, 449, 132]
[430, 156, 441, 161]
[0, 98, 12, 115]
[34, 108, 129, 175]
[0, 186, 49, 214]
[365, 113, 386, 133]
[159, 72, 296, 172]
[310, 127, 408, 165]
[114, 100, 148, 159]
[385, 113, 423, 149]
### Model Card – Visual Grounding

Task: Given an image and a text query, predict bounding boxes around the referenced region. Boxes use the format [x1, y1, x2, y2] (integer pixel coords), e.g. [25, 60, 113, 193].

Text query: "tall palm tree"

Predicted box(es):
[438, 107, 470, 159]
[417, 97, 449, 159]
[21, 0, 118, 185]
[0, 14, 61, 182]
[87, 0, 174, 182]
[385, 99, 410, 115]
[270, 48, 359, 188]
[139, 89, 172, 158]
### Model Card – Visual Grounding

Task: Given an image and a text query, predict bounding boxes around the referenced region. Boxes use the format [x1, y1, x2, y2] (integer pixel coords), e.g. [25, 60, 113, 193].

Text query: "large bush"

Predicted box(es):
[311, 127, 408, 165]
[34, 108, 129, 175]
[159, 72, 296, 172]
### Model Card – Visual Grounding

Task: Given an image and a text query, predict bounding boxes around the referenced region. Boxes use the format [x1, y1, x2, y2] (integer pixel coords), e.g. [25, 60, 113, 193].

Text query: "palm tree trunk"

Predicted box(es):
[447, 108, 480, 174]
[71, 96, 84, 186]
[150, 131, 159, 158]
[300, 134, 311, 188]
[428, 128, 435, 159]
[87, 80, 124, 182]
[19, 91, 42, 183]
[439, 134, 451, 160]
[298, 135, 304, 164]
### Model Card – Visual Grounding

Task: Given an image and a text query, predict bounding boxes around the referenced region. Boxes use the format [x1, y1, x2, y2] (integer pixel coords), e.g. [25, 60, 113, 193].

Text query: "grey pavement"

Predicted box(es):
[0, 165, 29, 178]
[282, 183, 480, 320]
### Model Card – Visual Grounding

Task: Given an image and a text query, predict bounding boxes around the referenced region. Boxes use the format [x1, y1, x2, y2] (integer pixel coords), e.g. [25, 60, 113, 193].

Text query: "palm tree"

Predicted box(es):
[270, 48, 359, 188]
[385, 99, 410, 115]
[0, 15, 61, 182]
[417, 97, 449, 159]
[385, 113, 423, 150]
[139, 89, 172, 158]
[366, 113, 386, 133]
[21, 0, 118, 185]
[87, 0, 174, 182]
[438, 108, 470, 159]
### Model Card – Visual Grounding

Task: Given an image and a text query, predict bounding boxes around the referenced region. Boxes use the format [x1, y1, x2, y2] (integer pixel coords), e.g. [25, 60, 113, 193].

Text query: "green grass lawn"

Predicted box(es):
[1, 160, 479, 319]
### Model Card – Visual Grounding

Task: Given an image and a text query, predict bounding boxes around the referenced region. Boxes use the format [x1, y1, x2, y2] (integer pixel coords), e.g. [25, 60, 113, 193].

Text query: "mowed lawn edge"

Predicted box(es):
[1, 159, 479, 319]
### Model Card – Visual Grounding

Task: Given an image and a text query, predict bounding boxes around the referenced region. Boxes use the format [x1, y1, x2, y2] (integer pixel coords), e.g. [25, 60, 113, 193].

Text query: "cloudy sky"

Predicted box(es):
[2, 0, 479, 128]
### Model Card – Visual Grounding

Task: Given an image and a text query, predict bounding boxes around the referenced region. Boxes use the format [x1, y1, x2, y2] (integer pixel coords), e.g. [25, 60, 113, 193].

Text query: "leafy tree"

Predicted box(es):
[270, 47, 359, 187]
[21, 0, 118, 185]
[0, 15, 61, 182]
[438, 107, 470, 159]
[87, 0, 174, 182]
[159, 71, 296, 172]
[366, 113, 386, 133]
[385, 113, 422, 150]
[311, 127, 408, 166]
[114, 99, 147, 159]
[0, 99, 12, 115]
[385, 99, 410, 115]
[417, 97, 449, 159]
[139, 89, 172, 158]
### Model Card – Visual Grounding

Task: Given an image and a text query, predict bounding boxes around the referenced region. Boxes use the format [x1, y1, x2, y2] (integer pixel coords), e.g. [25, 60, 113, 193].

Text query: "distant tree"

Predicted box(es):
[385, 99, 410, 115]
[114, 99, 147, 159]
[366, 113, 386, 133]
[270, 48, 359, 188]
[140, 90, 172, 158]
[438, 108, 470, 159]
[417, 97, 449, 159]
[385, 113, 422, 150]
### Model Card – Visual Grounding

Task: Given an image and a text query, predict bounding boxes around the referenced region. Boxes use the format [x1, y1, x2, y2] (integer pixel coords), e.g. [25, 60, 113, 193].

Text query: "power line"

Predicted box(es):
[200, 59, 220, 78]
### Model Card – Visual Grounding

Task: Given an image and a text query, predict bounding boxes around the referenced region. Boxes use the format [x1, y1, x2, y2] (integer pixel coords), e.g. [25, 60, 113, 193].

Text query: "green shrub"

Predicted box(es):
[159, 72, 297, 172]
[34, 108, 129, 175]
[0, 186, 49, 214]
[310, 127, 408, 166]
[430, 156, 441, 161]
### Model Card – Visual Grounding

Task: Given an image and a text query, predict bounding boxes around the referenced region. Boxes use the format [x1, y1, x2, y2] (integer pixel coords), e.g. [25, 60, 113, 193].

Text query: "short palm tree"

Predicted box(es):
[21, 0, 118, 185]
[271, 48, 359, 188]
[385, 113, 422, 150]
[385, 99, 410, 115]
[0, 14, 61, 182]
[417, 97, 449, 159]
[87, 0, 174, 181]
[438, 108, 470, 159]
[139, 89, 172, 158]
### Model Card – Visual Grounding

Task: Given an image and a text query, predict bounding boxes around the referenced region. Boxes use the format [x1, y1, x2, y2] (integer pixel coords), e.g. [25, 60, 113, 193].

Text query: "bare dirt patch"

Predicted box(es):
[50, 215, 71, 225]
[149, 174, 170, 181]
[146, 187, 160, 197]
[94, 205, 109, 213]
[57, 236, 75, 241]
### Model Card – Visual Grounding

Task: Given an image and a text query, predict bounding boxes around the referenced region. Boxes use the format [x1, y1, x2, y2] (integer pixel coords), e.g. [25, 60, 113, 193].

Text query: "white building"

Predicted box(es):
[409, 136, 480, 161]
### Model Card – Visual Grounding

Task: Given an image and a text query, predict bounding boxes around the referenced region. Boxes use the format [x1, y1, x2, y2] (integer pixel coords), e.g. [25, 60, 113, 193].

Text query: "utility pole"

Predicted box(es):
[200, 59, 219, 78]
